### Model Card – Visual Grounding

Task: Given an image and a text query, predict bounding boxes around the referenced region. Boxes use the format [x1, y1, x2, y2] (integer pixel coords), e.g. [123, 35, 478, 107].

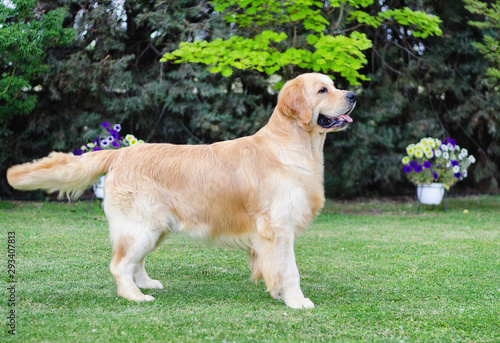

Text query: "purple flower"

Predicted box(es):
[403, 165, 412, 173]
[451, 160, 459, 167]
[433, 172, 439, 180]
[112, 141, 120, 148]
[410, 160, 418, 168]
[454, 172, 461, 178]
[112, 131, 120, 139]
[423, 161, 431, 169]
[414, 165, 423, 173]
[93, 147, 102, 151]
[74, 149, 83, 156]
[101, 122, 110, 128]
[446, 137, 456, 146]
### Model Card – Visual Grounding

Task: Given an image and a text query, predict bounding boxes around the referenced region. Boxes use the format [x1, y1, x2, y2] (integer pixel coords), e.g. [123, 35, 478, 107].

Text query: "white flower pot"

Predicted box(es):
[93, 176, 105, 199]
[417, 183, 444, 205]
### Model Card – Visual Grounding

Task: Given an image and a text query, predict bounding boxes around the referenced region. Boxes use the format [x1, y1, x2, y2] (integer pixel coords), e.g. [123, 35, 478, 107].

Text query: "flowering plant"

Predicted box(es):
[402, 137, 476, 190]
[73, 122, 144, 156]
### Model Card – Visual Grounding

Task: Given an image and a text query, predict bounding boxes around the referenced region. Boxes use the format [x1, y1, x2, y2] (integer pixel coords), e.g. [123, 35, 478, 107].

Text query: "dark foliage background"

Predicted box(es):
[1, 0, 498, 198]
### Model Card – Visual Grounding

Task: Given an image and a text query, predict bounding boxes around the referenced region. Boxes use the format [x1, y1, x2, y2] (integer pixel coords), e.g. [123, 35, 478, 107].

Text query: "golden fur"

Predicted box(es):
[7, 73, 356, 309]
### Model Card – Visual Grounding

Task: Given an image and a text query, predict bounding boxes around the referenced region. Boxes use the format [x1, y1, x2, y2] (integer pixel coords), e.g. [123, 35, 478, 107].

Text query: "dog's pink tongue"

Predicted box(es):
[340, 114, 353, 123]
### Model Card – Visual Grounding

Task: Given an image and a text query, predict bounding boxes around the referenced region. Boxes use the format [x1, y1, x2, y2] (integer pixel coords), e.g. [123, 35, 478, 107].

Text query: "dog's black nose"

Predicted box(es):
[346, 92, 357, 104]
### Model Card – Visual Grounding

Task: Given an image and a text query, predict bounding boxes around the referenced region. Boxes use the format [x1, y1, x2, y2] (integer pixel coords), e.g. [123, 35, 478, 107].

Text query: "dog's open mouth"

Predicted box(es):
[317, 110, 354, 129]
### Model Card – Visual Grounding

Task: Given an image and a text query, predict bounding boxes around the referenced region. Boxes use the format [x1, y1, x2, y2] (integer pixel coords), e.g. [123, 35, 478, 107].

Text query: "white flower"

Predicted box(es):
[443, 152, 449, 160]
[458, 153, 465, 160]
[402, 156, 411, 165]
[406, 144, 416, 156]
[100, 140, 110, 147]
[107, 136, 114, 143]
[468, 155, 476, 163]
[114, 124, 121, 132]
[441, 145, 448, 152]
[447, 143, 454, 151]
[462, 170, 468, 178]
[461, 148, 468, 156]
[435, 150, 442, 157]
[453, 165, 460, 173]
[446, 162, 452, 168]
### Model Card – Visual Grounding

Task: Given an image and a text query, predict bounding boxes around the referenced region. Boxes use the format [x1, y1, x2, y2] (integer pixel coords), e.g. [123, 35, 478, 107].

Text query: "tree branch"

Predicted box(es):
[1, 63, 18, 96]
[333, 3, 344, 31]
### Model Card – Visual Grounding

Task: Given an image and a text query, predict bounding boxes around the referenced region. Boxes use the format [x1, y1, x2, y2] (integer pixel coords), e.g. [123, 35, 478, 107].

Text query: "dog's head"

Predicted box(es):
[277, 73, 356, 133]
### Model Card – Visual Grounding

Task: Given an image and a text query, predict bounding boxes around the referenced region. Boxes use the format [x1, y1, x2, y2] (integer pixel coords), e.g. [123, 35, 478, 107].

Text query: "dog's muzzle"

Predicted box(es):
[317, 92, 356, 129]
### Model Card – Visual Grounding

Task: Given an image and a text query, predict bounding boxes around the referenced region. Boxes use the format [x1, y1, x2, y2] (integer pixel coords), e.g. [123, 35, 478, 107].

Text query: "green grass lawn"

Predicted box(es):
[1, 195, 499, 342]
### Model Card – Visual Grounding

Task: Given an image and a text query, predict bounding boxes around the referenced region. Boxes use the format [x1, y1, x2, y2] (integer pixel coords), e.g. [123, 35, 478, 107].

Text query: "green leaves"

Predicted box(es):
[0, 0, 74, 120]
[379, 7, 442, 38]
[162, 30, 289, 77]
[308, 33, 372, 84]
[348, 10, 383, 27]
[348, 7, 443, 38]
[162, 29, 372, 84]
[464, 0, 500, 86]
[213, 0, 328, 32]
[162, 0, 442, 85]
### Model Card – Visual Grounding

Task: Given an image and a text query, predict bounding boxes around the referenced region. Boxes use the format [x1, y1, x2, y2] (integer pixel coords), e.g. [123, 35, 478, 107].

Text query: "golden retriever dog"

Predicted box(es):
[7, 73, 356, 309]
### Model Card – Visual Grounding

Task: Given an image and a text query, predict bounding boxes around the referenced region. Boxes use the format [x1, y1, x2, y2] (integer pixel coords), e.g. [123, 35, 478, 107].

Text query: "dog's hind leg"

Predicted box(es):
[109, 225, 165, 302]
[133, 232, 168, 289]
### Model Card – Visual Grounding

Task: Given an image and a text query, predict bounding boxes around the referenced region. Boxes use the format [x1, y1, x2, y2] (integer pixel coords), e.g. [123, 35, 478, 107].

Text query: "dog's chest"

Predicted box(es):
[267, 167, 325, 233]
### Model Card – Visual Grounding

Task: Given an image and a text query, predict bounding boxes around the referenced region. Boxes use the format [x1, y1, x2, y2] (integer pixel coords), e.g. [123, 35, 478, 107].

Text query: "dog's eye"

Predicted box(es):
[318, 87, 328, 94]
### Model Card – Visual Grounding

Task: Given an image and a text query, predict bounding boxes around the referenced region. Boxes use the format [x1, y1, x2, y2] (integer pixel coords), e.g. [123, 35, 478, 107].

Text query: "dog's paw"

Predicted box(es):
[270, 289, 283, 300]
[284, 297, 315, 309]
[137, 294, 156, 302]
[137, 279, 164, 289]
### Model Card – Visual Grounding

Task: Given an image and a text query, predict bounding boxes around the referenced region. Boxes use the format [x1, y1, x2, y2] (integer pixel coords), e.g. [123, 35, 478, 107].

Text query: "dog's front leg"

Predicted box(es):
[281, 253, 315, 309]
[254, 229, 314, 309]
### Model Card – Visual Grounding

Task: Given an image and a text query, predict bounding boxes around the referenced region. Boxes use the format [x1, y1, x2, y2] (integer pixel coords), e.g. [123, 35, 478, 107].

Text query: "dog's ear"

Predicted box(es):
[277, 78, 312, 125]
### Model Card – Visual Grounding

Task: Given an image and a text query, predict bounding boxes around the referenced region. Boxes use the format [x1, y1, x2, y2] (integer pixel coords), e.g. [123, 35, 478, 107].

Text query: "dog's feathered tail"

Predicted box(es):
[7, 150, 120, 199]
